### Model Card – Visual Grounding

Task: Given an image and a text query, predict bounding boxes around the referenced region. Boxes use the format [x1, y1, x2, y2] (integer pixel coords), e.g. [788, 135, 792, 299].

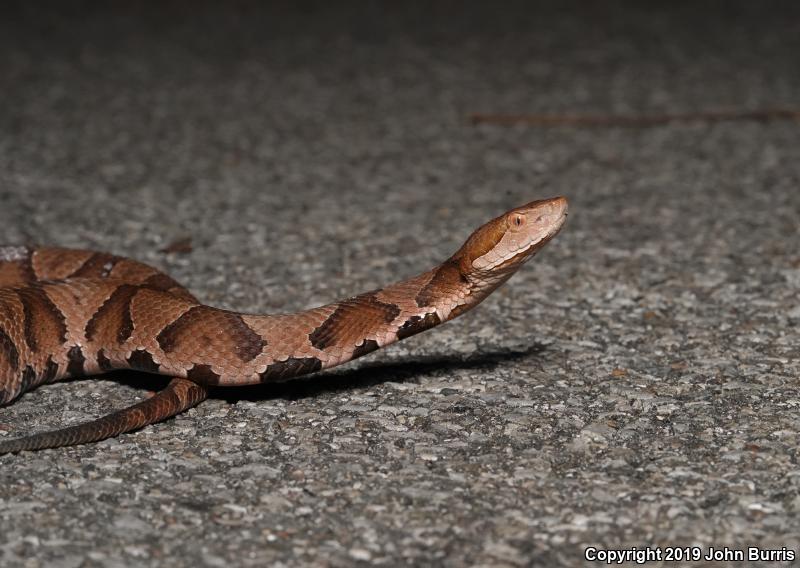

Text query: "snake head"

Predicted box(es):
[454, 196, 568, 277]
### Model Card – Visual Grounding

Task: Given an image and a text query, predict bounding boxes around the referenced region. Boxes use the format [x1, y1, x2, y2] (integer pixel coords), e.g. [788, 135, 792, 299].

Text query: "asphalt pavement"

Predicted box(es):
[0, 2, 799, 566]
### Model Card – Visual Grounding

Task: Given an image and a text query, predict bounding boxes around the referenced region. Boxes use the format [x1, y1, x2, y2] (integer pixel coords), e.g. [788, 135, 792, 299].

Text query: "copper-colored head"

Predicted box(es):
[453, 197, 568, 276]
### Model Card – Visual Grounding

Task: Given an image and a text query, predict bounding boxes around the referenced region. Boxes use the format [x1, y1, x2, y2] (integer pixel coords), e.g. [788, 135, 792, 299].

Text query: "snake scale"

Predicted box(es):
[0, 197, 567, 453]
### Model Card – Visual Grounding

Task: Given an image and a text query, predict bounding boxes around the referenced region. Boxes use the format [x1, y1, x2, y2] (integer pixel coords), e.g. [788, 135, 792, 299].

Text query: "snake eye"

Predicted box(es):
[509, 213, 526, 229]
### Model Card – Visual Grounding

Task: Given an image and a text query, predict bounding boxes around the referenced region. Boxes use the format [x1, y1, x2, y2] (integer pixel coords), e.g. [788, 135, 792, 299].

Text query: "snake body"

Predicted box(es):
[0, 197, 567, 453]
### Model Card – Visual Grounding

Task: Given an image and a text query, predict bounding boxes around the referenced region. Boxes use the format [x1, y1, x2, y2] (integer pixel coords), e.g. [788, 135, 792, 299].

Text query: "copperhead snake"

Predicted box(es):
[0, 197, 568, 453]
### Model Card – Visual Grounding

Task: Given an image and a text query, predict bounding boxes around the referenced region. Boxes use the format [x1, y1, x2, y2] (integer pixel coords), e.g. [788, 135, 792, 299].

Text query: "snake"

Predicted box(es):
[0, 197, 568, 453]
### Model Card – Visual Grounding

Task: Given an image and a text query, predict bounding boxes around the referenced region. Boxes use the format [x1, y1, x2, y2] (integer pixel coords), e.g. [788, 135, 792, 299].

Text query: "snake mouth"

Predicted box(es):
[549, 197, 569, 237]
[545, 196, 569, 228]
[517, 195, 569, 249]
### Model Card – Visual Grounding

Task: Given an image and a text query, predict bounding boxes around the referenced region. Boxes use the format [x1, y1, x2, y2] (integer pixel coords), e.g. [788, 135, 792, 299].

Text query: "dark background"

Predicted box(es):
[1, 2, 799, 566]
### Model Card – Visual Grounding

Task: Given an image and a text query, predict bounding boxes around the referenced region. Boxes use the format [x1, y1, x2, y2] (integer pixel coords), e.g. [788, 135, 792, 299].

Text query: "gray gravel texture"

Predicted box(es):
[1, 1, 799, 567]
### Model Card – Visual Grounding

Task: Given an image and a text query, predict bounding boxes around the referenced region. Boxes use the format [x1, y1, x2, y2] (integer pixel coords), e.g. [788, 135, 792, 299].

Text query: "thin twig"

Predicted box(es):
[468, 108, 800, 127]
[160, 237, 193, 254]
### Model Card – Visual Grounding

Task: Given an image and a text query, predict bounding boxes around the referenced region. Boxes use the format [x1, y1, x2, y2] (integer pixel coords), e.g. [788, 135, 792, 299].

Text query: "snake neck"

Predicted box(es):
[373, 254, 517, 328]
[429, 254, 519, 319]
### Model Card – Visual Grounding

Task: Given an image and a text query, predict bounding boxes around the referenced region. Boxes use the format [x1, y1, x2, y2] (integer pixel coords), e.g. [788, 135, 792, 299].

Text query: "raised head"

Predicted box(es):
[452, 197, 568, 281]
